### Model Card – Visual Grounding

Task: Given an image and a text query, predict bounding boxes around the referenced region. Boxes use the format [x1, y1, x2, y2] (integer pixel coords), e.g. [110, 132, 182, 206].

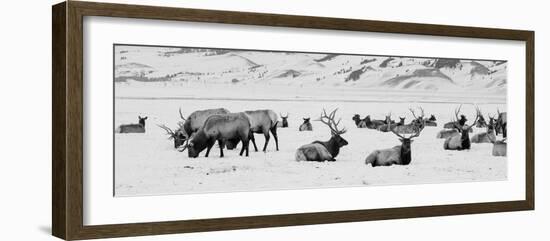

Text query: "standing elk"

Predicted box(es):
[496, 109, 507, 138]
[277, 113, 289, 128]
[244, 109, 279, 152]
[365, 120, 425, 167]
[181, 108, 230, 137]
[299, 118, 313, 131]
[443, 106, 480, 150]
[179, 113, 251, 158]
[295, 109, 348, 162]
[116, 116, 147, 133]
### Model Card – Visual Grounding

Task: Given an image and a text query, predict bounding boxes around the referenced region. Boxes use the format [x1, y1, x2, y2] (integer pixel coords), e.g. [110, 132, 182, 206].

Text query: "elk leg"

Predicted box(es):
[270, 126, 279, 151]
[205, 140, 215, 157]
[218, 140, 224, 157]
[249, 132, 258, 152]
[262, 132, 270, 152]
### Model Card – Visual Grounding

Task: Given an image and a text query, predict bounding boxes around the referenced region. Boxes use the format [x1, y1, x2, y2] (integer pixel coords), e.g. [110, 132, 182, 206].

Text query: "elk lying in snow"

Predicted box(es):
[299, 118, 313, 131]
[295, 109, 348, 162]
[179, 113, 251, 158]
[471, 115, 496, 143]
[116, 116, 147, 133]
[244, 109, 279, 152]
[365, 120, 425, 167]
[276, 113, 289, 128]
[377, 113, 397, 132]
[352, 114, 368, 128]
[475, 110, 488, 128]
[393, 108, 425, 134]
[490, 136, 507, 156]
[496, 109, 507, 138]
[443, 106, 480, 150]
[443, 111, 467, 129]
[181, 108, 230, 137]
[423, 114, 437, 127]
[363, 115, 386, 129]
[436, 129, 459, 139]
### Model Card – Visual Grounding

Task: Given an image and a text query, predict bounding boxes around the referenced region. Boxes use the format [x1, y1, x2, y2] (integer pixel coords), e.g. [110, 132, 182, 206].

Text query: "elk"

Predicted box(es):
[471, 114, 496, 143]
[365, 120, 425, 167]
[295, 109, 348, 162]
[362, 115, 386, 129]
[443, 108, 467, 129]
[181, 108, 230, 137]
[352, 114, 368, 128]
[397, 117, 406, 126]
[495, 109, 507, 138]
[116, 116, 147, 133]
[436, 129, 459, 139]
[377, 113, 397, 132]
[299, 118, 313, 131]
[277, 113, 289, 128]
[422, 112, 437, 127]
[244, 109, 279, 152]
[443, 106, 480, 150]
[490, 136, 507, 157]
[475, 109, 488, 128]
[158, 124, 187, 148]
[179, 113, 251, 158]
[393, 108, 425, 134]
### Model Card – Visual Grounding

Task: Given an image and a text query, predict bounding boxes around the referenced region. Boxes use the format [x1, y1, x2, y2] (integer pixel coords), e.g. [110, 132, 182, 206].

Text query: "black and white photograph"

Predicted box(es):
[113, 44, 508, 196]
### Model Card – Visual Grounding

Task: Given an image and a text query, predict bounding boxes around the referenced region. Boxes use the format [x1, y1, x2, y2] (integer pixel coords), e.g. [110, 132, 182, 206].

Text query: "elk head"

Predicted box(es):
[280, 112, 289, 127]
[138, 116, 148, 127]
[391, 119, 424, 165]
[475, 108, 487, 127]
[158, 124, 187, 148]
[318, 108, 348, 147]
[398, 117, 405, 125]
[428, 114, 436, 121]
[453, 106, 479, 144]
[409, 106, 425, 126]
[178, 131, 206, 158]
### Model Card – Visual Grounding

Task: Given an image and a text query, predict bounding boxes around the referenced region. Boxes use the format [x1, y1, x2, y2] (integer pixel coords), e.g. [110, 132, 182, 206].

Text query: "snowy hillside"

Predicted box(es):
[114, 45, 507, 94]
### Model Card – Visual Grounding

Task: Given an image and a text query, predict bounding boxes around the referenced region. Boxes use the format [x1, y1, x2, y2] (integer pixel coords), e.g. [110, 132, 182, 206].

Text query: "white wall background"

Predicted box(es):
[0, 0, 546, 240]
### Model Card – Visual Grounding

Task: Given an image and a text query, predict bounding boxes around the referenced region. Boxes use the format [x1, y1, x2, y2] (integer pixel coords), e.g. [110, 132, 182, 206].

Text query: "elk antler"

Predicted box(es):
[453, 104, 463, 123]
[417, 106, 425, 119]
[318, 108, 347, 135]
[179, 108, 186, 121]
[158, 124, 175, 137]
[466, 106, 481, 130]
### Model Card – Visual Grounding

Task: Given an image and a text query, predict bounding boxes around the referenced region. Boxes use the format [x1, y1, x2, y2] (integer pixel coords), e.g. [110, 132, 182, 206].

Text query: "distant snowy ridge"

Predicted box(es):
[114, 45, 507, 94]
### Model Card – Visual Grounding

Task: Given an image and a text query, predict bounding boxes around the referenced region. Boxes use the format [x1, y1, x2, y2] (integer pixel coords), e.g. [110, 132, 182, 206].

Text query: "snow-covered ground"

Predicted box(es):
[114, 45, 507, 197]
[114, 84, 506, 197]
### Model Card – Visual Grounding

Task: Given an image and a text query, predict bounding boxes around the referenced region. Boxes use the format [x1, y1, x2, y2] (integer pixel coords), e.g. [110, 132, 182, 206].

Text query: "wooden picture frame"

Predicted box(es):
[52, 1, 534, 240]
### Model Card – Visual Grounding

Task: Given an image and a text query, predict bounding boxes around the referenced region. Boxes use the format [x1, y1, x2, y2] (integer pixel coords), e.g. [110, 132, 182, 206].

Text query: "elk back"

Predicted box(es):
[295, 143, 332, 162]
[184, 108, 230, 135]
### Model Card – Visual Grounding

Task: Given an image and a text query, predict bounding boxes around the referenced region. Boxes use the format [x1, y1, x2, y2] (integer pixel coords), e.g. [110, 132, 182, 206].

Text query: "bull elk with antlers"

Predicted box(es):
[471, 113, 496, 143]
[365, 119, 425, 167]
[295, 109, 348, 162]
[443, 106, 480, 150]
